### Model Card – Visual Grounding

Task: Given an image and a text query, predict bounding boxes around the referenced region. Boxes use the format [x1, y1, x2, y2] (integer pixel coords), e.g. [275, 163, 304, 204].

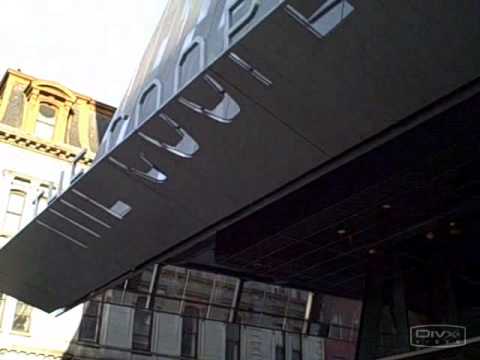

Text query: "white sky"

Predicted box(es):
[0, 0, 167, 107]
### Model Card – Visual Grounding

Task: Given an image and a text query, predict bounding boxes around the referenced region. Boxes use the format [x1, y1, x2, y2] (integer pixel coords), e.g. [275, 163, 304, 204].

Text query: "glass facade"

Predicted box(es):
[77, 264, 361, 360]
[238, 281, 309, 332]
[226, 323, 240, 360]
[78, 298, 103, 342]
[105, 266, 241, 324]
[132, 296, 152, 351]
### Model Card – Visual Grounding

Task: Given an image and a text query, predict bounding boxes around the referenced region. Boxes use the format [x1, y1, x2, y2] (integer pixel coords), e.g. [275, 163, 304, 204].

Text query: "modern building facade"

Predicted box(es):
[0, 69, 360, 360]
[67, 265, 361, 360]
[2, 1, 480, 359]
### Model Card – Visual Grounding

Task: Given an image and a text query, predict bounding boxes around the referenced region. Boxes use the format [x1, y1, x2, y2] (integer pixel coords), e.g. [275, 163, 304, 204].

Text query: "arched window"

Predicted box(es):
[35, 103, 57, 140]
[3, 189, 26, 235]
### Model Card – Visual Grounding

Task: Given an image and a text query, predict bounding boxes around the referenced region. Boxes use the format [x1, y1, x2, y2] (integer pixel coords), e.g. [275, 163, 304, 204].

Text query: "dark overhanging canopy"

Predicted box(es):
[0, 0, 480, 313]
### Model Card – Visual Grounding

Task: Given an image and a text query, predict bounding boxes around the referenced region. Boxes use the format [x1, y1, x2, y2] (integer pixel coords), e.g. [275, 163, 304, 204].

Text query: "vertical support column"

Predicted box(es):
[24, 89, 40, 134]
[391, 255, 410, 354]
[54, 100, 72, 144]
[0, 77, 17, 122]
[79, 101, 94, 153]
[307, 293, 328, 337]
[230, 279, 244, 323]
[355, 252, 386, 360]
[302, 292, 314, 334]
[429, 245, 460, 323]
[445, 238, 461, 325]
[446, 272, 459, 323]
[146, 264, 159, 309]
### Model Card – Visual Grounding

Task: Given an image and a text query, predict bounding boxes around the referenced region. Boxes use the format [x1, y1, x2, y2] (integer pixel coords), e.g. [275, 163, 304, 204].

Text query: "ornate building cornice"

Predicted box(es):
[0, 124, 94, 165]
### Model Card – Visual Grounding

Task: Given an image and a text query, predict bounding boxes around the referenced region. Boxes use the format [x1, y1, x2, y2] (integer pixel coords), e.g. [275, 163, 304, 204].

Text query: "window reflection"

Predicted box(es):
[128, 267, 154, 293]
[94, 263, 362, 357]
[238, 281, 309, 331]
[156, 266, 187, 298]
[317, 294, 362, 342]
[153, 266, 238, 322]
[226, 323, 240, 360]
[289, 333, 302, 360]
[275, 331, 285, 360]
[185, 269, 214, 303]
[181, 306, 199, 358]
[78, 299, 102, 343]
[73, 263, 368, 360]
[132, 296, 152, 351]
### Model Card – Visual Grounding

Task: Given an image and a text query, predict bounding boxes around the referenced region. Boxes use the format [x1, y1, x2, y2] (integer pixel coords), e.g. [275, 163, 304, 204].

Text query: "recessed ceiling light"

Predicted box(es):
[449, 222, 456, 227]
[368, 249, 376, 255]
[337, 229, 347, 235]
[382, 204, 391, 209]
[426, 232, 435, 240]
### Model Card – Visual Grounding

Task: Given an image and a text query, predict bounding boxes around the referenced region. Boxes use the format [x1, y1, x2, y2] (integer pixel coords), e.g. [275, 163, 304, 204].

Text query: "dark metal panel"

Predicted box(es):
[212, 85, 480, 296]
[216, 0, 480, 155]
[1, 0, 480, 313]
[0, 69, 325, 313]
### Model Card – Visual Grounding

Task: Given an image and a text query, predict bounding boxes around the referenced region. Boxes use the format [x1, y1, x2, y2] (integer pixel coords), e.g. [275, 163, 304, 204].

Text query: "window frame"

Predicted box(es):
[2, 188, 27, 236]
[78, 297, 104, 344]
[11, 300, 33, 336]
[131, 268, 157, 353]
[34, 102, 58, 141]
[289, 332, 302, 360]
[225, 323, 241, 360]
[181, 306, 200, 358]
[132, 296, 153, 352]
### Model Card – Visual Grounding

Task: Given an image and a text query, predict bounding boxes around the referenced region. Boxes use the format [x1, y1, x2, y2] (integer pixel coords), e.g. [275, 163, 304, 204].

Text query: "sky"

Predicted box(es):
[0, 0, 167, 107]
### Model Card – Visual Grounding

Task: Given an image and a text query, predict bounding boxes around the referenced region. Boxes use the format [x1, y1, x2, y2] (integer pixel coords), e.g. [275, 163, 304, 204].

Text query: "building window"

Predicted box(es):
[35, 103, 57, 140]
[132, 296, 152, 351]
[276, 345, 286, 360]
[12, 301, 32, 334]
[78, 298, 103, 342]
[275, 331, 285, 360]
[152, 266, 239, 322]
[137, 81, 161, 125]
[226, 323, 240, 360]
[238, 282, 309, 331]
[181, 306, 199, 358]
[3, 189, 26, 235]
[290, 333, 302, 360]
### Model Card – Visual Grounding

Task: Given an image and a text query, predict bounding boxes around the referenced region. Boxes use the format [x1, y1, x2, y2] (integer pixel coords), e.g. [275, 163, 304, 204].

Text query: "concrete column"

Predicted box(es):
[391, 256, 410, 354]
[355, 252, 386, 360]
